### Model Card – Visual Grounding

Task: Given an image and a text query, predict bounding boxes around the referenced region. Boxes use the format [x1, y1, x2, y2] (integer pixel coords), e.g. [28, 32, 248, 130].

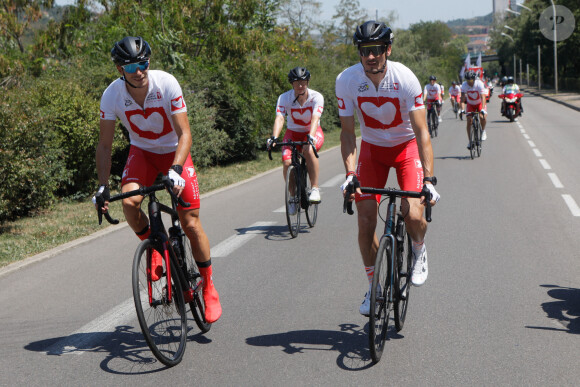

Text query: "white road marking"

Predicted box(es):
[321, 174, 345, 188]
[533, 148, 542, 157]
[211, 221, 276, 257]
[539, 159, 551, 170]
[528, 140, 536, 147]
[548, 173, 564, 188]
[562, 195, 580, 217]
[274, 206, 286, 213]
[523, 134, 530, 140]
[44, 298, 136, 355]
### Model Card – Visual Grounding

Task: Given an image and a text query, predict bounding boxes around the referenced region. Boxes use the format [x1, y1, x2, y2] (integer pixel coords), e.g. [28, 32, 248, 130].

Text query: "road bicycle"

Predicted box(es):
[426, 101, 439, 138]
[466, 111, 483, 159]
[268, 140, 319, 238]
[450, 97, 459, 118]
[95, 176, 210, 367]
[343, 183, 433, 364]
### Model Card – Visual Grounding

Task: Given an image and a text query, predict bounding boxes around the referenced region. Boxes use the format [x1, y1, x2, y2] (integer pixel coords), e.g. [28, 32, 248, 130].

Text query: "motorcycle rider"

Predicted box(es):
[500, 76, 523, 117]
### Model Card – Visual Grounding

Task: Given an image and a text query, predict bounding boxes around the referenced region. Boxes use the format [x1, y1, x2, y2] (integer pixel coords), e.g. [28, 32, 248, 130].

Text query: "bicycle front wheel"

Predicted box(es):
[394, 218, 412, 331]
[432, 110, 439, 137]
[303, 167, 318, 227]
[181, 235, 211, 333]
[469, 122, 475, 159]
[475, 119, 482, 157]
[285, 165, 300, 238]
[133, 239, 187, 367]
[369, 236, 393, 364]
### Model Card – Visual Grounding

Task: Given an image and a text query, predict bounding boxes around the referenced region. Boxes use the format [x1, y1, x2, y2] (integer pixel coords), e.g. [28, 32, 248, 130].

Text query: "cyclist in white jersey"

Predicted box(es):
[267, 67, 325, 205]
[94, 36, 221, 323]
[460, 70, 488, 147]
[423, 75, 443, 122]
[449, 81, 462, 118]
[337, 21, 440, 316]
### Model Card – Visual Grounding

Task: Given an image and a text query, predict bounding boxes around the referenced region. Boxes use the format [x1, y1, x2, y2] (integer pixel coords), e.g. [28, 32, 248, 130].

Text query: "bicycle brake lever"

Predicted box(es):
[421, 185, 432, 223]
[343, 183, 354, 215]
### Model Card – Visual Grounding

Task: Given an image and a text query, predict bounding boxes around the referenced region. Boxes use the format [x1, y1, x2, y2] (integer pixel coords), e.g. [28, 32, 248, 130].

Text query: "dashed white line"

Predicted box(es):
[562, 195, 580, 217]
[539, 159, 551, 170]
[520, 128, 526, 133]
[523, 133, 530, 140]
[548, 173, 564, 188]
[528, 140, 536, 147]
[211, 221, 276, 257]
[532, 148, 542, 157]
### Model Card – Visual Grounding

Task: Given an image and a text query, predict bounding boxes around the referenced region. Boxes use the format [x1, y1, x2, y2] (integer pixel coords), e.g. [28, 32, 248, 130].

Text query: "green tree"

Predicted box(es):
[332, 0, 367, 45]
[278, 0, 321, 41]
[0, 0, 54, 52]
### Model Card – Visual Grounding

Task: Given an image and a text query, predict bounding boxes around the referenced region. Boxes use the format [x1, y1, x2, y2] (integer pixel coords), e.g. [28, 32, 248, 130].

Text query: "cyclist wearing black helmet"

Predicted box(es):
[337, 21, 440, 315]
[267, 67, 325, 205]
[423, 75, 443, 122]
[460, 70, 488, 147]
[95, 36, 222, 323]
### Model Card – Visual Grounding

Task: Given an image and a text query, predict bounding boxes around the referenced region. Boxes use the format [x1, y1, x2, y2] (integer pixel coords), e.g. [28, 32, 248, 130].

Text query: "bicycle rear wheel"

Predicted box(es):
[133, 239, 187, 367]
[432, 110, 439, 137]
[369, 236, 393, 364]
[394, 218, 412, 331]
[181, 235, 211, 333]
[285, 165, 300, 238]
[427, 110, 433, 137]
[303, 167, 318, 227]
[469, 123, 475, 159]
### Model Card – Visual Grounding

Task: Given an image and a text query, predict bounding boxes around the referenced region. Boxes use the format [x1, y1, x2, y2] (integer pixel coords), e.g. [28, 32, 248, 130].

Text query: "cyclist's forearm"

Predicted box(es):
[272, 115, 285, 138]
[339, 116, 357, 173]
[96, 143, 112, 186]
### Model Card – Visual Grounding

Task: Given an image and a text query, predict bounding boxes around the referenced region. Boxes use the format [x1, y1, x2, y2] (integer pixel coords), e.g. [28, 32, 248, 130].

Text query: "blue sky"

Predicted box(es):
[55, 0, 493, 29]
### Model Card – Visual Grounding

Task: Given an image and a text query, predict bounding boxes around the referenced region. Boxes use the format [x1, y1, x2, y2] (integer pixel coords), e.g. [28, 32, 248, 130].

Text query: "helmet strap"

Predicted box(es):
[363, 60, 387, 74]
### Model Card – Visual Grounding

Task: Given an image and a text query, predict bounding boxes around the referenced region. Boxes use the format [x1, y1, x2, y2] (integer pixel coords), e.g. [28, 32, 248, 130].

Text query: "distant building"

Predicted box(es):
[494, 0, 519, 19]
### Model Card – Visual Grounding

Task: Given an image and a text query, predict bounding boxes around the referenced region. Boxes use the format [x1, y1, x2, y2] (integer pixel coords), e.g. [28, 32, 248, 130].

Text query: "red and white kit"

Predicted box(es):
[100, 70, 200, 208]
[449, 84, 461, 103]
[336, 61, 425, 200]
[423, 83, 442, 102]
[276, 88, 325, 160]
[461, 79, 487, 112]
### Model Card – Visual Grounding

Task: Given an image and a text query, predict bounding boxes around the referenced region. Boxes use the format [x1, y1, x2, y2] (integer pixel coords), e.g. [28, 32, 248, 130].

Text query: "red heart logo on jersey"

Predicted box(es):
[126, 107, 173, 139]
[357, 97, 403, 129]
[291, 107, 313, 126]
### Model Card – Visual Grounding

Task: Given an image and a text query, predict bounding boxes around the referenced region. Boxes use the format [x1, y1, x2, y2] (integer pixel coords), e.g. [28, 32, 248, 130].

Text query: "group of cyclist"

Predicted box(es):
[93, 20, 523, 325]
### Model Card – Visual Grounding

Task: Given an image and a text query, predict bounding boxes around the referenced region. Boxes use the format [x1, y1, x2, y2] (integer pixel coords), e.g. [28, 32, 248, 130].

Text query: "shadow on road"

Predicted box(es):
[24, 321, 209, 374]
[246, 322, 404, 371]
[526, 284, 580, 334]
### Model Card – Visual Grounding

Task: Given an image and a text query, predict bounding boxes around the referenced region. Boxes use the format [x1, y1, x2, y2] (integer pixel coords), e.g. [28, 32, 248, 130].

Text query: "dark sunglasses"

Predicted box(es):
[122, 60, 150, 74]
[359, 45, 386, 57]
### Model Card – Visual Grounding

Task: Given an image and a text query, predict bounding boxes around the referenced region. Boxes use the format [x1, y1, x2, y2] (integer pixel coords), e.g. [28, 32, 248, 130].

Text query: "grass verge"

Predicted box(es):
[0, 129, 344, 268]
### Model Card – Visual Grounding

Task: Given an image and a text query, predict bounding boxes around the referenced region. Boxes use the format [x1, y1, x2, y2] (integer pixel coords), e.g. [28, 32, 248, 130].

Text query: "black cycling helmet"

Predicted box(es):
[451, 81, 457, 85]
[111, 36, 151, 65]
[429, 75, 437, 81]
[288, 67, 311, 83]
[507, 76, 514, 84]
[465, 70, 476, 80]
[353, 20, 394, 46]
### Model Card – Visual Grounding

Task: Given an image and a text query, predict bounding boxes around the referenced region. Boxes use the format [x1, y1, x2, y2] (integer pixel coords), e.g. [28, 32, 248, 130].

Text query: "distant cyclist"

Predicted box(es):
[423, 75, 443, 122]
[336, 20, 440, 316]
[267, 67, 325, 207]
[94, 36, 222, 323]
[449, 81, 462, 118]
[460, 70, 488, 148]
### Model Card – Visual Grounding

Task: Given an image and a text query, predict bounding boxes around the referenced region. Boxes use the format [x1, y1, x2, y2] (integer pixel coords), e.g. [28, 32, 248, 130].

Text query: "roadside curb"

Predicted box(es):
[522, 88, 580, 113]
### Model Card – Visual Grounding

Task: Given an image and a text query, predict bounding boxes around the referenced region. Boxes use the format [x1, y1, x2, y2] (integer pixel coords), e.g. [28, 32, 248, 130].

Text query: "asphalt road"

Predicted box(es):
[1, 93, 579, 386]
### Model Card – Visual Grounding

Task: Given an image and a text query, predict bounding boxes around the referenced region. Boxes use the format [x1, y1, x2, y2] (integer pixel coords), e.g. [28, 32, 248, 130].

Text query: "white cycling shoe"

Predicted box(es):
[308, 187, 321, 203]
[411, 245, 428, 287]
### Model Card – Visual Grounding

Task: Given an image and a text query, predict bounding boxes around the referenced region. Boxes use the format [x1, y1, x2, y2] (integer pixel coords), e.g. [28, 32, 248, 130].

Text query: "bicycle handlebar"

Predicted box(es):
[267, 140, 319, 161]
[342, 183, 433, 222]
[95, 176, 190, 225]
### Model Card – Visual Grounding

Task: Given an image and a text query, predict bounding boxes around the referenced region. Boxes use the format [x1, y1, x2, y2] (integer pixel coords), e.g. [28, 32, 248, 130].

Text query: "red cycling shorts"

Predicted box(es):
[282, 126, 324, 161]
[466, 102, 483, 113]
[450, 95, 461, 103]
[355, 138, 424, 203]
[121, 146, 200, 210]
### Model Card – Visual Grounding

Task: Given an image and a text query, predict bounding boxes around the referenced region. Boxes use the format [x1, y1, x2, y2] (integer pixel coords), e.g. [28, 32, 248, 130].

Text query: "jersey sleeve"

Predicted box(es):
[99, 82, 118, 121]
[404, 69, 424, 112]
[335, 70, 355, 117]
[275, 94, 286, 116]
[312, 91, 324, 117]
[165, 74, 187, 115]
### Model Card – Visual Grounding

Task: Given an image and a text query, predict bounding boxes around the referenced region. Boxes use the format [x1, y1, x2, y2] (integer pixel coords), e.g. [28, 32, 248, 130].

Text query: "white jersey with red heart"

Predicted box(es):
[275, 88, 324, 133]
[335, 61, 424, 148]
[100, 70, 187, 154]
